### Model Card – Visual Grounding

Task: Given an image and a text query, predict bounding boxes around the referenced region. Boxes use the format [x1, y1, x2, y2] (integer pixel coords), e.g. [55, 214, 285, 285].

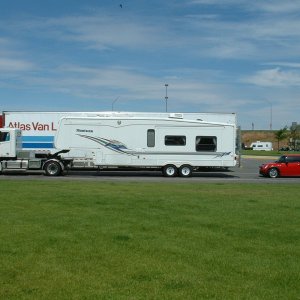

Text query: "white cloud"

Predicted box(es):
[3, 6, 300, 62]
[188, 0, 242, 5]
[256, 1, 300, 14]
[18, 64, 230, 110]
[244, 68, 300, 87]
[0, 58, 34, 72]
[188, 0, 300, 14]
[263, 62, 300, 69]
[13, 14, 170, 52]
[182, 1, 300, 60]
[0, 36, 34, 72]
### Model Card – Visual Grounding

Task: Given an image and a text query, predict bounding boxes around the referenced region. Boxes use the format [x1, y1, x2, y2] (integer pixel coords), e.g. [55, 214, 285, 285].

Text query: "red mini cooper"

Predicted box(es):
[259, 154, 300, 178]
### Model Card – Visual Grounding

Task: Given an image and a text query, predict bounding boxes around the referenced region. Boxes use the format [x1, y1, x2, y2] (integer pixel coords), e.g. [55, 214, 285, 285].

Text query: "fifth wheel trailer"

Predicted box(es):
[55, 114, 237, 177]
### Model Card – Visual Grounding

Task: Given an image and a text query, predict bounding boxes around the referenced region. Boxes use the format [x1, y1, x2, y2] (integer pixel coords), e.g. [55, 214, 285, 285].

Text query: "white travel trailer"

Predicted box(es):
[250, 141, 273, 151]
[55, 114, 237, 177]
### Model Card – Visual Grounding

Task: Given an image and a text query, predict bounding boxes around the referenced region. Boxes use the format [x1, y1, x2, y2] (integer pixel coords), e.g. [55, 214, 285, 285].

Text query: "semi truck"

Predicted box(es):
[0, 112, 237, 177]
[0, 128, 72, 176]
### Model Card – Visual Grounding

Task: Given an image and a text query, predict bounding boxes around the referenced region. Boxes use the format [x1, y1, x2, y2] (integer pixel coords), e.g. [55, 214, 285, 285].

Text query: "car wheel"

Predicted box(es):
[268, 167, 279, 178]
[179, 165, 193, 177]
[44, 161, 62, 176]
[162, 164, 178, 177]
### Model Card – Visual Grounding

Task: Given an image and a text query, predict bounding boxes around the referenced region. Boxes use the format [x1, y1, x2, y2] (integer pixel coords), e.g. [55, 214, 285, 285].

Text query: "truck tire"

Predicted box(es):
[162, 164, 178, 177]
[44, 161, 62, 176]
[179, 165, 193, 177]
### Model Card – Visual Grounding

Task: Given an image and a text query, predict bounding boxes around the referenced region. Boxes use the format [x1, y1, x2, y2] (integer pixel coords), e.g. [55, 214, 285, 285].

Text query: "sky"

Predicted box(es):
[1, 0, 300, 129]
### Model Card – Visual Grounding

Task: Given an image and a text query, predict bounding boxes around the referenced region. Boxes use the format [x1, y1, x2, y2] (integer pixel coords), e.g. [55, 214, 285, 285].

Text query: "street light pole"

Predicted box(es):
[266, 99, 272, 130]
[112, 97, 119, 111]
[165, 84, 168, 112]
[270, 102, 273, 130]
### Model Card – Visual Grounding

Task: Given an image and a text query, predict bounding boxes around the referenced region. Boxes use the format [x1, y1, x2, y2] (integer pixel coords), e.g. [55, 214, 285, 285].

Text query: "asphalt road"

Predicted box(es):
[1, 156, 300, 183]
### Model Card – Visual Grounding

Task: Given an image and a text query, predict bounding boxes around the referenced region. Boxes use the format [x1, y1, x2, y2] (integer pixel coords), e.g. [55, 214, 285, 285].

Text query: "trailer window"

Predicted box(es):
[165, 135, 186, 146]
[196, 136, 217, 152]
[147, 129, 155, 147]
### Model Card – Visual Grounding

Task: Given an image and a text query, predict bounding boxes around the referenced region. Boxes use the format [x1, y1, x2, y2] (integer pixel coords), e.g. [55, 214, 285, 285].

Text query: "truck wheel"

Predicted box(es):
[268, 167, 279, 178]
[179, 165, 193, 177]
[162, 164, 178, 177]
[44, 161, 62, 176]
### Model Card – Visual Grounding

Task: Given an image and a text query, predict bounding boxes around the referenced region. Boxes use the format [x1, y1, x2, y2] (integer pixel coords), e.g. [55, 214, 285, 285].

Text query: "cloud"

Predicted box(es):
[256, 1, 300, 14]
[3, 5, 300, 62]
[188, 0, 242, 5]
[16, 64, 231, 111]
[263, 62, 300, 69]
[188, 0, 300, 14]
[0, 58, 34, 72]
[244, 68, 300, 87]
[0, 36, 35, 72]
[182, 1, 300, 60]
[9, 14, 170, 52]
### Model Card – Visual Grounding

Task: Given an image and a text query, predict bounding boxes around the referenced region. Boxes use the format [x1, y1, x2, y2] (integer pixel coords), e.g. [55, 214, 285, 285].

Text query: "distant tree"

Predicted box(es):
[289, 124, 300, 150]
[274, 126, 289, 151]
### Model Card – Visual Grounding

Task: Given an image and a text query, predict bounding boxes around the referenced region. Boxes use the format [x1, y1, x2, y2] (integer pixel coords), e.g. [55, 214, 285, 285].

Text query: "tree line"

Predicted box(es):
[274, 124, 300, 151]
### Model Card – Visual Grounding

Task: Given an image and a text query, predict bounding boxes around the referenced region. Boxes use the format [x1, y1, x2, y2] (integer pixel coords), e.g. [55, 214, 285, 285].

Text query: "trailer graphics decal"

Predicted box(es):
[22, 136, 54, 149]
[77, 134, 137, 155]
[214, 152, 232, 158]
[78, 134, 232, 158]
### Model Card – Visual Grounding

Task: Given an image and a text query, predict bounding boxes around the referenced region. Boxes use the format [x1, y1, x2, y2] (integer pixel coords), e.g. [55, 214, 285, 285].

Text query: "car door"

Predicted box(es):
[284, 156, 300, 176]
[291, 157, 300, 176]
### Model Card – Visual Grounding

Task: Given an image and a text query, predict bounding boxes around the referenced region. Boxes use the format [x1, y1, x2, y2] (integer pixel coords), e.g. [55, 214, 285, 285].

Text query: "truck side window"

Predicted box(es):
[147, 129, 155, 147]
[165, 136, 186, 146]
[0, 132, 10, 142]
[196, 136, 217, 152]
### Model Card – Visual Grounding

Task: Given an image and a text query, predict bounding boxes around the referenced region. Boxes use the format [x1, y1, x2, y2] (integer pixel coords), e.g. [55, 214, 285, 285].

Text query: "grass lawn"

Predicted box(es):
[241, 150, 300, 157]
[0, 181, 300, 299]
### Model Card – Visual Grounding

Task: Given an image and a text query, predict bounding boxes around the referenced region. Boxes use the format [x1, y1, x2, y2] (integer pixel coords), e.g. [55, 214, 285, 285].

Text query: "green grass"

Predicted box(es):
[1, 181, 300, 299]
[240, 150, 300, 156]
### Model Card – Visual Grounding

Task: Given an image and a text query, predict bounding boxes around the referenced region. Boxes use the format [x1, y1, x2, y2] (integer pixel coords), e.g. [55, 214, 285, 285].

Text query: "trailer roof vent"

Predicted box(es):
[169, 113, 183, 119]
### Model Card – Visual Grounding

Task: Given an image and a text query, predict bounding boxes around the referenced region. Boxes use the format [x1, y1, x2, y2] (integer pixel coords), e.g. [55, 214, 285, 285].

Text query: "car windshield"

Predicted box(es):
[276, 156, 286, 163]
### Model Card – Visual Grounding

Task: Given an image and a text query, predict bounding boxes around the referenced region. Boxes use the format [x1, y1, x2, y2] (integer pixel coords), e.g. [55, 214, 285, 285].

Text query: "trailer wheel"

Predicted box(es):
[44, 161, 62, 176]
[162, 164, 178, 177]
[179, 165, 193, 177]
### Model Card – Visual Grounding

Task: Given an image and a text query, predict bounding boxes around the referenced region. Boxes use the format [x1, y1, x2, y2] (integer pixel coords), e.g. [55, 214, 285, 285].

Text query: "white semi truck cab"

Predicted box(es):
[0, 128, 72, 176]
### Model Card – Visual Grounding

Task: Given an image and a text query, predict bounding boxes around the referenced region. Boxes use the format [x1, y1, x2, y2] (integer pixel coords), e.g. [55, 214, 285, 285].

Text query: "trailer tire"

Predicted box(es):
[44, 161, 62, 176]
[162, 164, 178, 177]
[179, 165, 193, 177]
